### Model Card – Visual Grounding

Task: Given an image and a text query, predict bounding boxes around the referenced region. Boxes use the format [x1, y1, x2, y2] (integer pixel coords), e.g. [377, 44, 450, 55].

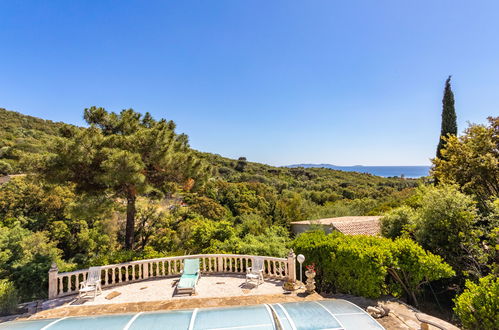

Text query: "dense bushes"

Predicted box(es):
[0, 108, 419, 302]
[0, 279, 18, 315]
[381, 185, 495, 279]
[292, 231, 454, 305]
[453, 274, 499, 330]
[380, 205, 415, 239]
[0, 224, 71, 301]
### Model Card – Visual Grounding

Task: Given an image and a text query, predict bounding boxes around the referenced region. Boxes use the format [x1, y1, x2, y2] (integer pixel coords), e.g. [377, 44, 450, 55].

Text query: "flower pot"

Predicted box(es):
[305, 270, 316, 279]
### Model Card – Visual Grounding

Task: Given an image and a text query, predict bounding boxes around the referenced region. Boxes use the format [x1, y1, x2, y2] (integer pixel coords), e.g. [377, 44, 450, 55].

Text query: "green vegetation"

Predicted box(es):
[379, 116, 498, 328]
[0, 107, 497, 326]
[453, 274, 499, 330]
[41, 107, 207, 249]
[0, 279, 18, 315]
[293, 231, 454, 306]
[436, 76, 457, 159]
[0, 107, 417, 303]
[433, 116, 499, 206]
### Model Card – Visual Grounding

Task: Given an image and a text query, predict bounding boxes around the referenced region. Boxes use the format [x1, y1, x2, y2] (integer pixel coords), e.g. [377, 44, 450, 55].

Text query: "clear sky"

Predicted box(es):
[1, 1, 498, 166]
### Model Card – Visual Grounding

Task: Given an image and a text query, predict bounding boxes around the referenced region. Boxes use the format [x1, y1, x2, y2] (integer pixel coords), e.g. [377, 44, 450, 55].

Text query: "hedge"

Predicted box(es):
[292, 231, 454, 305]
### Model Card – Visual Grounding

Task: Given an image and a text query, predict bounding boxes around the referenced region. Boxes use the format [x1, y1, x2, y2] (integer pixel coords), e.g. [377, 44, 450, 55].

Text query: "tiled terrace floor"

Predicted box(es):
[72, 274, 284, 305]
[31, 274, 316, 319]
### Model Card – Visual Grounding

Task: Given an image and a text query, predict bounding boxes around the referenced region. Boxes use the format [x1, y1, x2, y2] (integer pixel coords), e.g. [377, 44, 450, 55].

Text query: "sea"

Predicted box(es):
[287, 164, 430, 178]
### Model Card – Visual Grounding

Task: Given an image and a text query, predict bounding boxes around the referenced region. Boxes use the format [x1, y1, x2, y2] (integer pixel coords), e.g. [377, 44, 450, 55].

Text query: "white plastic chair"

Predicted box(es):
[79, 266, 102, 300]
[246, 258, 264, 287]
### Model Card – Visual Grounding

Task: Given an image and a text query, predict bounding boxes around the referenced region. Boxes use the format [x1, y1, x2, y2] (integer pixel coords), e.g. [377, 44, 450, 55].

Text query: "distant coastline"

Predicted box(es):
[286, 164, 430, 178]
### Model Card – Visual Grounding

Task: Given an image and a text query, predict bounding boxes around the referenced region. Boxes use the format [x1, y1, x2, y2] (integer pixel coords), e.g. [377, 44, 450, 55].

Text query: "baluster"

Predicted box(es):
[168, 260, 171, 275]
[63, 276, 68, 293]
[162, 261, 165, 276]
[229, 257, 232, 272]
[103, 269, 107, 286]
[125, 266, 129, 282]
[75, 274, 80, 292]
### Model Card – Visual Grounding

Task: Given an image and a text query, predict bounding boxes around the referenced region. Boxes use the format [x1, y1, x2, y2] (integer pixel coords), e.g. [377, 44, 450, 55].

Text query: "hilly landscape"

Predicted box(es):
[0, 107, 497, 329]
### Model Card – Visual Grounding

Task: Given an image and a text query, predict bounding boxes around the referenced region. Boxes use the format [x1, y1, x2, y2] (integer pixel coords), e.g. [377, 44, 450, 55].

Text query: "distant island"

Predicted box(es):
[286, 164, 430, 178]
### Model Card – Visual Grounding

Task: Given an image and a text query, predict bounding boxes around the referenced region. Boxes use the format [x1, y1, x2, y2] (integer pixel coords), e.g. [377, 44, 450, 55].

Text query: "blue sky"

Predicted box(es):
[1, 1, 498, 166]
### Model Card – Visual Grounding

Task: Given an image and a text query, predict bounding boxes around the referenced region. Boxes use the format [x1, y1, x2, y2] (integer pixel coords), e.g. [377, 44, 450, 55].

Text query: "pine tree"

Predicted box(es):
[436, 76, 457, 159]
[42, 107, 208, 249]
[235, 157, 247, 172]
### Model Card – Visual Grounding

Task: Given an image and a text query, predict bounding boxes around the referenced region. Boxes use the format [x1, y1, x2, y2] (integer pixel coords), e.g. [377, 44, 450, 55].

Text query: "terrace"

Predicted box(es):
[2, 251, 459, 330]
[35, 252, 303, 317]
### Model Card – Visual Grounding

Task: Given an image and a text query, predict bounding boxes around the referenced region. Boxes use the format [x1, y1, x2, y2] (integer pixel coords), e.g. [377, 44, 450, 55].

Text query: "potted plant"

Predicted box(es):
[305, 263, 316, 279]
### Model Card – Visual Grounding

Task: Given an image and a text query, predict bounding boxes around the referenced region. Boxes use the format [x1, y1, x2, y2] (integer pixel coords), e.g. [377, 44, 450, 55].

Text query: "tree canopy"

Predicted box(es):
[433, 116, 499, 205]
[41, 107, 208, 249]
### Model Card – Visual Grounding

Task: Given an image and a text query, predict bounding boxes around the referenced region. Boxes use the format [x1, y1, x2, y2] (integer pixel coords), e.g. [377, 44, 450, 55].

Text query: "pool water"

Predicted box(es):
[0, 299, 384, 330]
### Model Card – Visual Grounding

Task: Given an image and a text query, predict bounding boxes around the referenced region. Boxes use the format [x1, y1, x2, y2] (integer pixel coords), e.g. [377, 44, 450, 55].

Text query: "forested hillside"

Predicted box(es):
[0, 107, 417, 301]
[0, 107, 498, 329]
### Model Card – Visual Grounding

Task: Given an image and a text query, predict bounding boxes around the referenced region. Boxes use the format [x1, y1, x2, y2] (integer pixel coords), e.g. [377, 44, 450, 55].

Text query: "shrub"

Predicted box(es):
[292, 231, 454, 305]
[413, 185, 479, 275]
[454, 274, 499, 330]
[0, 279, 18, 315]
[380, 205, 416, 239]
[211, 226, 290, 257]
[0, 160, 12, 175]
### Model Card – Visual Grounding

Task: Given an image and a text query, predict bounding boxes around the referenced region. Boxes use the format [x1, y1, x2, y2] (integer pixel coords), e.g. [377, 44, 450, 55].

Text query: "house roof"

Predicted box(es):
[0, 174, 25, 185]
[290, 216, 382, 236]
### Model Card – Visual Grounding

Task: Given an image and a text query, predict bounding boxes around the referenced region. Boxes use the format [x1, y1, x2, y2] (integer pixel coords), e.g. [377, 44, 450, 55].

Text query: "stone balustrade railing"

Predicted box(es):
[48, 251, 296, 299]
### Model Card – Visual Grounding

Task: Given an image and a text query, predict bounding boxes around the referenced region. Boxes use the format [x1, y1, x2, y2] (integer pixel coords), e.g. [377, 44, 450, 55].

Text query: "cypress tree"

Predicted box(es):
[436, 76, 457, 159]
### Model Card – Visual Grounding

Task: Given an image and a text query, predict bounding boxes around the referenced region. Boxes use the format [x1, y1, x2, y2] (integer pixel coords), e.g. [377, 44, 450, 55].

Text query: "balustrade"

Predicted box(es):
[48, 251, 296, 299]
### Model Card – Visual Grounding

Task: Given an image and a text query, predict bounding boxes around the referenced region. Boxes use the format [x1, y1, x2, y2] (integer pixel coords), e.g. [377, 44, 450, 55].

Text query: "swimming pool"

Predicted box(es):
[0, 299, 384, 330]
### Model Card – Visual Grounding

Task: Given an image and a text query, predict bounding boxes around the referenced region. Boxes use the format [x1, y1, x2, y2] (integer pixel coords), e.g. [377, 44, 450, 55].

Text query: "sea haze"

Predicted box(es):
[286, 164, 430, 178]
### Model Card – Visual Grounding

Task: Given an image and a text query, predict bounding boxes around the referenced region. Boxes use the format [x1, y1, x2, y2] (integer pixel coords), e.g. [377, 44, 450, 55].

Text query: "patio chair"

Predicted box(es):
[246, 257, 264, 287]
[176, 258, 200, 295]
[79, 266, 102, 300]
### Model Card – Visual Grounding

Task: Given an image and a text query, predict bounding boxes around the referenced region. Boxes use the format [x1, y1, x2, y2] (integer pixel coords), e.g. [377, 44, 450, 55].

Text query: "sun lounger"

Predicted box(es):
[176, 258, 200, 295]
